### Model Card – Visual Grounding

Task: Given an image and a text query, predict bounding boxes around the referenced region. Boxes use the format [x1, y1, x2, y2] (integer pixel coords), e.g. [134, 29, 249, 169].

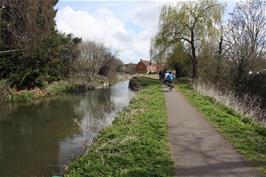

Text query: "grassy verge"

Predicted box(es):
[46, 81, 70, 96]
[4, 74, 132, 104]
[8, 81, 68, 103]
[66, 77, 174, 177]
[177, 83, 266, 176]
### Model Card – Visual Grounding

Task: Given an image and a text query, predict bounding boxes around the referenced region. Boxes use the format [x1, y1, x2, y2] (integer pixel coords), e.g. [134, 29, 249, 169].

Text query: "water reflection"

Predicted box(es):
[0, 80, 134, 177]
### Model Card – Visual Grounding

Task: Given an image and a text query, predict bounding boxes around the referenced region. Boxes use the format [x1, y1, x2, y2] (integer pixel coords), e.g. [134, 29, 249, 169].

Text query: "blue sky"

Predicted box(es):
[55, 1, 237, 64]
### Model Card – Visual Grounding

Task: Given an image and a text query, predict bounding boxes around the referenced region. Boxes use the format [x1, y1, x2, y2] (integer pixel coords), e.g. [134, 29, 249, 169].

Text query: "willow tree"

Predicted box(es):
[166, 42, 191, 78]
[151, 0, 224, 79]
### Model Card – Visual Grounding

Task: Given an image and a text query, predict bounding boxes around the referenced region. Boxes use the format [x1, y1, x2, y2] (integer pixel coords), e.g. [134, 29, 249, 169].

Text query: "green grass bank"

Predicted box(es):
[66, 77, 174, 177]
[177, 82, 266, 176]
[1, 74, 131, 104]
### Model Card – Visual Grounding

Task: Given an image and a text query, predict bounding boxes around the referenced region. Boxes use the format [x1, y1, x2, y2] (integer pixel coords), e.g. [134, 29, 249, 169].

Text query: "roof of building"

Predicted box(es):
[155, 63, 164, 67]
[139, 59, 151, 66]
[125, 63, 137, 66]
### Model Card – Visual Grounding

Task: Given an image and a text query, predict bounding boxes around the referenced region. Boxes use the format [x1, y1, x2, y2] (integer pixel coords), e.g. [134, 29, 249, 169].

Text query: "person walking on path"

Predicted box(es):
[159, 70, 164, 83]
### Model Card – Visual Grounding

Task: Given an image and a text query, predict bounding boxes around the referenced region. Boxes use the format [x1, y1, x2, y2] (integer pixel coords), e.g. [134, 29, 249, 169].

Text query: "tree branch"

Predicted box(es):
[0, 49, 25, 54]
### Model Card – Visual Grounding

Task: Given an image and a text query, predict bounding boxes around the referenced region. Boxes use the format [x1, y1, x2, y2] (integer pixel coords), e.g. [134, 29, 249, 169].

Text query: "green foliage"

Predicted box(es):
[165, 43, 191, 78]
[176, 77, 192, 85]
[37, 32, 80, 81]
[66, 77, 174, 177]
[9, 67, 45, 89]
[151, 0, 224, 78]
[151, 0, 266, 118]
[9, 91, 34, 103]
[0, 1, 80, 89]
[46, 81, 68, 96]
[0, 32, 80, 89]
[178, 83, 266, 176]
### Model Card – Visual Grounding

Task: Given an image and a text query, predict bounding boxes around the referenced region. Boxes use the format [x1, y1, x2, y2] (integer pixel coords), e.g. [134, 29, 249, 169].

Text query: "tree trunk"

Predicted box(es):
[190, 31, 197, 79]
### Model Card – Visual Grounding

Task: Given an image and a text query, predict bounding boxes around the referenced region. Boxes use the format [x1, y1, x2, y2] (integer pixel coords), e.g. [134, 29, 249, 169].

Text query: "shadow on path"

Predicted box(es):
[176, 161, 262, 177]
[164, 87, 262, 177]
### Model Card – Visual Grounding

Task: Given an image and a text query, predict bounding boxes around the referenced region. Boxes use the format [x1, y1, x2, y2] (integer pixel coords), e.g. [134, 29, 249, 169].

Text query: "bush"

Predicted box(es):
[176, 77, 192, 84]
[9, 90, 34, 103]
[46, 81, 68, 96]
[99, 57, 124, 77]
[129, 77, 143, 91]
[245, 71, 266, 107]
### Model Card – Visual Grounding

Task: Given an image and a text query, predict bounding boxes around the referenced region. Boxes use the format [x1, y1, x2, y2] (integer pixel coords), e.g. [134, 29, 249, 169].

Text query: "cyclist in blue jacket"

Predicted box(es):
[166, 71, 174, 84]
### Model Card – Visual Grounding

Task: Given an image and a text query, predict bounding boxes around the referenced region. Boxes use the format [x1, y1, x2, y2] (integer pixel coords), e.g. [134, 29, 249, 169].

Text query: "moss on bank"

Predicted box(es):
[66, 77, 174, 177]
[177, 83, 266, 176]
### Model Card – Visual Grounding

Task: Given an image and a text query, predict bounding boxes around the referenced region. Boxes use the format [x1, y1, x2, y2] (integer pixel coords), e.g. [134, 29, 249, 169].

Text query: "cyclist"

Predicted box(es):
[165, 71, 175, 91]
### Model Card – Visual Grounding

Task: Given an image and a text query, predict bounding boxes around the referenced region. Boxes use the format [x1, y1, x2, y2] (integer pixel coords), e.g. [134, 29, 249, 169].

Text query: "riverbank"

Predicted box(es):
[177, 81, 266, 176]
[66, 77, 174, 177]
[0, 73, 132, 104]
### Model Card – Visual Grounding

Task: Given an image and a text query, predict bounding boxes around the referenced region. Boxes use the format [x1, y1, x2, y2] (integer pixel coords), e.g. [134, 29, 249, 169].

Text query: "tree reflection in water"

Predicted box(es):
[0, 80, 134, 177]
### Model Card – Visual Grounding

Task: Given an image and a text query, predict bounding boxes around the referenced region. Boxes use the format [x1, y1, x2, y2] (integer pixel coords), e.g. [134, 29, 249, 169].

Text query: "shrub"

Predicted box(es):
[46, 81, 68, 96]
[9, 90, 34, 103]
[245, 71, 266, 107]
[176, 77, 192, 84]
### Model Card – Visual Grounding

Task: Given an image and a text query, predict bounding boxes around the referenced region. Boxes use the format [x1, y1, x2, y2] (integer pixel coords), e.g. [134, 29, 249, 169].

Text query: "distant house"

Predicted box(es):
[136, 59, 157, 73]
[135, 59, 164, 74]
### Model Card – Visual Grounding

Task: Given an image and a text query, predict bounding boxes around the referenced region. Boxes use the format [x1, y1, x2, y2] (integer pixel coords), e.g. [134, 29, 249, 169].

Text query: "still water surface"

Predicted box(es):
[0, 80, 134, 177]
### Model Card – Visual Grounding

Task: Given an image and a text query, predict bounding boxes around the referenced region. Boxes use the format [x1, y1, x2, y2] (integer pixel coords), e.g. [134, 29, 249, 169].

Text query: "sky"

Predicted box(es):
[55, 0, 237, 64]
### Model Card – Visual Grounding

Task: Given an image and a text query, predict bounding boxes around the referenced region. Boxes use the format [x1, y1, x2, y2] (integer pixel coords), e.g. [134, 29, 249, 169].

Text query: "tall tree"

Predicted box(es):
[0, 0, 72, 88]
[223, 0, 266, 88]
[76, 41, 110, 78]
[151, 0, 224, 79]
[0, 0, 58, 52]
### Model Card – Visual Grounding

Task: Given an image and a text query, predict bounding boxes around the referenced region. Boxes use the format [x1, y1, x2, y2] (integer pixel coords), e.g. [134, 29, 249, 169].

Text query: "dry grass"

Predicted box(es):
[193, 81, 266, 126]
[178, 83, 266, 175]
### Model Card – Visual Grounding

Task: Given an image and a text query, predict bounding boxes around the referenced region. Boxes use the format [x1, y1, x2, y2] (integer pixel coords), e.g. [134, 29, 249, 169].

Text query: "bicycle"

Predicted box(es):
[165, 80, 174, 92]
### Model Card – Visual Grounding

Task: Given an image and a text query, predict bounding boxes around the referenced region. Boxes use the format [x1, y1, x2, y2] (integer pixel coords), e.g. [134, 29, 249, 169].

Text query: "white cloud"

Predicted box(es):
[55, 2, 170, 63]
[56, 7, 126, 43]
[128, 2, 162, 30]
[56, 1, 237, 63]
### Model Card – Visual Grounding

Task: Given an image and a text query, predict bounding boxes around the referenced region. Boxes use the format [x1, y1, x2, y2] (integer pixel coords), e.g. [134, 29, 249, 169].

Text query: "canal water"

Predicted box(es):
[0, 80, 134, 177]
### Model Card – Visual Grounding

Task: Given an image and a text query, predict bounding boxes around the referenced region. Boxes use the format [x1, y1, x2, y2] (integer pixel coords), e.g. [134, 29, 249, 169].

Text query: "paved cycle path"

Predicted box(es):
[164, 88, 262, 177]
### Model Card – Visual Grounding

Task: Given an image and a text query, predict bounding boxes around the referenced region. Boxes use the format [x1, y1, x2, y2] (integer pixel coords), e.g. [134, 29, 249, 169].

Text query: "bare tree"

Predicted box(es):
[224, 0, 266, 77]
[77, 41, 109, 77]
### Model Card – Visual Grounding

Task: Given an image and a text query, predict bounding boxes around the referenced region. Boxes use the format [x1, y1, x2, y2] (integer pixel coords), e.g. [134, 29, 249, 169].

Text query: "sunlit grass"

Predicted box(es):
[177, 83, 266, 176]
[66, 77, 174, 177]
